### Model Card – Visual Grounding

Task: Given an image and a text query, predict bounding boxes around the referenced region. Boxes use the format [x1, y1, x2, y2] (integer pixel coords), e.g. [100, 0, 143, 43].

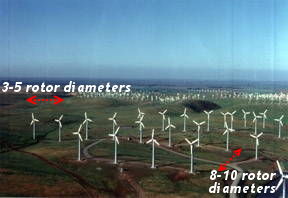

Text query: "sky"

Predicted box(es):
[0, 0, 288, 81]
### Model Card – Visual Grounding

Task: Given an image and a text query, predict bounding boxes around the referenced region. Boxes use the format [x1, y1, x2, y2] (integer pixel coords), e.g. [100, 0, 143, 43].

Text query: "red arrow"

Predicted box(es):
[26, 96, 37, 104]
[53, 96, 64, 105]
[218, 164, 227, 172]
[233, 148, 242, 156]
[26, 96, 64, 105]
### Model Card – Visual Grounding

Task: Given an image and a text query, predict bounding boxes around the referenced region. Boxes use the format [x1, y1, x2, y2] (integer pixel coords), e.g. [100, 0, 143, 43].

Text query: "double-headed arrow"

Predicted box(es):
[26, 96, 64, 105]
[218, 148, 242, 172]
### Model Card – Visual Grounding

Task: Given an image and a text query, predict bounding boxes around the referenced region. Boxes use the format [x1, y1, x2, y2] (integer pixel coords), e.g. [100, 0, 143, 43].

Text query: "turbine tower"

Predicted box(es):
[250, 132, 263, 160]
[30, 113, 39, 140]
[204, 110, 213, 132]
[83, 112, 93, 140]
[135, 115, 145, 143]
[54, 114, 63, 142]
[165, 117, 176, 147]
[108, 127, 120, 164]
[180, 108, 189, 132]
[274, 115, 284, 138]
[193, 120, 205, 147]
[275, 160, 288, 198]
[185, 138, 199, 174]
[146, 129, 160, 169]
[158, 109, 167, 131]
[241, 109, 250, 128]
[72, 124, 83, 161]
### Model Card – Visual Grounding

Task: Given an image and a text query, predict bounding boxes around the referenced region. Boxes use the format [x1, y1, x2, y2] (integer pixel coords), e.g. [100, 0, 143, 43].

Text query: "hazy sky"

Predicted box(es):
[0, 0, 288, 80]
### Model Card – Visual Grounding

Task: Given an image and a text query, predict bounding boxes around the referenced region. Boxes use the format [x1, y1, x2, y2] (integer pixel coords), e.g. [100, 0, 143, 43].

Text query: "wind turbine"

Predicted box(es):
[165, 117, 176, 147]
[72, 124, 83, 161]
[275, 160, 288, 198]
[30, 113, 39, 140]
[221, 112, 228, 128]
[250, 132, 263, 160]
[180, 108, 189, 132]
[158, 109, 167, 131]
[204, 110, 213, 131]
[274, 115, 284, 138]
[146, 129, 160, 169]
[135, 115, 145, 143]
[137, 108, 145, 119]
[253, 112, 262, 135]
[54, 114, 63, 142]
[83, 112, 93, 140]
[193, 121, 205, 147]
[227, 111, 236, 130]
[185, 138, 199, 174]
[241, 109, 250, 128]
[259, 109, 268, 128]
[108, 112, 117, 140]
[108, 127, 120, 164]
[223, 123, 235, 151]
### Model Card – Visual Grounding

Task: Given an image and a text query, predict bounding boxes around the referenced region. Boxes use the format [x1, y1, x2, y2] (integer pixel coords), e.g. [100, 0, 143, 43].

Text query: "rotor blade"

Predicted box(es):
[277, 160, 283, 175]
[32, 113, 34, 119]
[154, 140, 160, 146]
[146, 139, 152, 144]
[115, 136, 119, 144]
[257, 132, 263, 138]
[114, 127, 120, 135]
[59, 122, 62, 128]
[59, 115, 63, 120]
[200, 121, 206, 125]
[30, 120, 34, 125]
[84, 112, 87, 119]
[163, 109, 167, 114]
[78, 134, 83, 142]
[113, 120, 117, 126]
[275, 177, 284, 190]
[191, 139, 199, 145]
[185, 138, 192, 145]
[250, 134, 256, 138]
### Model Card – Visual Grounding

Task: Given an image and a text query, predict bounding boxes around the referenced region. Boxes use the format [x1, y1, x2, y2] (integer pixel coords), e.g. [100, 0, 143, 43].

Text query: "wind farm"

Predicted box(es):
[1, 85, 288, 197]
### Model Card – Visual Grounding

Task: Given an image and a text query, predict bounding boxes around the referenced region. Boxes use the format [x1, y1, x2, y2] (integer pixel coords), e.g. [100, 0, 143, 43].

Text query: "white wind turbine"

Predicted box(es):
[108, 112, 117, 140]
[275, 160, 288, 198]
[72, 124, 83, 161]
[228, 111, 236, 130]
[137, 108, 145, 119]
[180, 108, 189, 132]
[54, 114, 63, 142]
[274, 115, 284, 138]
[250, 132, 263, 160]
[204, 110, 213, 131]
[108, 127, 120, 164]
[253, 112, 262, 135]
[30, 113, 39, 140]
[185, 138, 199, 174]
[83, 112, 93, 140]
[193, 121, 205, 147]
[158, 109, 167, 131]
[135, 115, 145, 143]
[223, 123, 235, 151]
[165, 117, 176, 147]
[241, 109, 250, 128]
[146, 129, 160, 169]
[259, 109, 268, 128]
[221, 112, 229, 128]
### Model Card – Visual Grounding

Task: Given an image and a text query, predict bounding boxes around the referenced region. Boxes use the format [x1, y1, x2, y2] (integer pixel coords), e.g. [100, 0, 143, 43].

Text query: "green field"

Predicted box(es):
[0, 92, 287, 197]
